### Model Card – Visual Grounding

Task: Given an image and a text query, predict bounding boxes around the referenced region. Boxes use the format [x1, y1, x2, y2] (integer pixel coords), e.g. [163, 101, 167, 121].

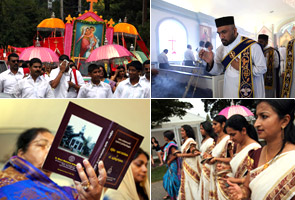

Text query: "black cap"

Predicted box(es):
[215, 16, 235, 28]
[258, 34, 269, 41]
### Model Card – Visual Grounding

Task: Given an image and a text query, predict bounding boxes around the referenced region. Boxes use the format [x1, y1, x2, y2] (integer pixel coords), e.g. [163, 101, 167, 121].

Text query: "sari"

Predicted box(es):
[178, 138, 199, 200]
[163, 141, 181, 200]
[198, 138, 215, 200]
[0, 156, 77, 200]
[249, 150, 295, 200]
[102, 166, 150, 200]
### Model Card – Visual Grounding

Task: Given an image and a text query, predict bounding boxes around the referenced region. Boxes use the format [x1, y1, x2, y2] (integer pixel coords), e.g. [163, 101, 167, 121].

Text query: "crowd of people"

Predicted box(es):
[0, 53, 150, 98]
[158, 99, 295, 200]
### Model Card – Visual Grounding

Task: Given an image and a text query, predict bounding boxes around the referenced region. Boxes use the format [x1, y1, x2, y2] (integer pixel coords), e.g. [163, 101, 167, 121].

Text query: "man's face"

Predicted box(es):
[8, 56, 19, 71]
[89, 68, 101, 83]
[30, 62, 42, 78]
[128, 66, 140, 79]
[144, 64, 150, 78]
[217, 25, 237, 46]
[258, 39, 268, 48]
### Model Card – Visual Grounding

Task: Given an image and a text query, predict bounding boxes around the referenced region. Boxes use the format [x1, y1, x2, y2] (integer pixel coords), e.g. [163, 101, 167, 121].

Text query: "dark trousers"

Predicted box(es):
[184, 60, 194, 66]
[159, 63, 169, 69]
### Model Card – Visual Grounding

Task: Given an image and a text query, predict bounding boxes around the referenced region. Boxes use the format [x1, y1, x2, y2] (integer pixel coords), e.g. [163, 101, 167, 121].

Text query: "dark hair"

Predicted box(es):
[88, 64, 100, 73]
[187, 44, 191, 49]
[143, 60, 150, 67]
[181, 124, 196, 140]
[134, 148, 149, 161]
[199, 41, 205, 47]
[8, 53, 19, 61]
[164, 49, 168, 53]
[21, 61, 29, 68]
[205, 41, 212, 48]
[15, 128, 51, 155]
[59, 54, 70, 62]
[256, 100, 295, 149]
[213, 115, 227, 133]
[98, 65, 107, 78]
[225, 114, 259, 142]
[117, 65, 125, 71]
[127, 61, 142, 71]
[151, 136, 158, 143]
[163, 130, 175, 141]
[200, 121, 216, 139]
[29, 58, 42, 67]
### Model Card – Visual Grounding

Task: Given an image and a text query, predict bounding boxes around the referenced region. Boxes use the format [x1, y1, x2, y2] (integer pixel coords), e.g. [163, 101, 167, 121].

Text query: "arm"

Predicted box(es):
[50, 62, 67, 89]
[111, 69, 119, 81]
[166, 146, 178, 165]
[251, 43, 267, 76]
[77, 86, 86, 98]
[45, 84, 55, 98]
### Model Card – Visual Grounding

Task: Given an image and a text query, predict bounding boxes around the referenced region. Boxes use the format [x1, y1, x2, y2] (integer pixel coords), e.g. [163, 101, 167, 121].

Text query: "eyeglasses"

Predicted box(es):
[10, 60, 19, 63]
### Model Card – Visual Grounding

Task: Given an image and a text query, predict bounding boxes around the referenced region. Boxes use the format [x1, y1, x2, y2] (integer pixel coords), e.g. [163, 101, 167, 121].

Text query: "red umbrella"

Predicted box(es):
[218, 105, 254, 119]
[86, 44, 132, 62]
[19, 47, 59, 63]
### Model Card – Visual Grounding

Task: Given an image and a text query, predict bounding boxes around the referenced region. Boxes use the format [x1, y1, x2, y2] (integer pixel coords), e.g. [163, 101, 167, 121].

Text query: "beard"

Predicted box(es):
[221, 32, 236, 46]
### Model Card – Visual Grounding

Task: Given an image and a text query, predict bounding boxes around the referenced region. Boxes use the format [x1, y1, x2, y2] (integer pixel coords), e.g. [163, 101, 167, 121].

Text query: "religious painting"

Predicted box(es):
[200, 25, 212, 43]
[72, 20, 105, 59]
[58, 114, 103, 158]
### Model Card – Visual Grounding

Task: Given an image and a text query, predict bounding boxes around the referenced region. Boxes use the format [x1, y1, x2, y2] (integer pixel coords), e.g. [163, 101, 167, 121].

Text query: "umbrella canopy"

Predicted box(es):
[114, 23, 138, 37]
[131, 51, 148, 63]
[218, 105, 254, 119]
[86, 44, 132, 62]
[19, 47, 59, 63]
[37, 18, 65, 32]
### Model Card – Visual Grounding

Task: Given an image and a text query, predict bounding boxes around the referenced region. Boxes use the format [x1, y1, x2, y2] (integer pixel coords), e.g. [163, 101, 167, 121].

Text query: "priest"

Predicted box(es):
[199, 16, 267, 98]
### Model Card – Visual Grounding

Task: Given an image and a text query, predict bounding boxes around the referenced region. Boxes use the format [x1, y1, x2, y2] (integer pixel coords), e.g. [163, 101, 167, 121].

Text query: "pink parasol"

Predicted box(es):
[218, 105, 254, 119]
[86, 44, 132, 62]
[19, 47, 59, 62]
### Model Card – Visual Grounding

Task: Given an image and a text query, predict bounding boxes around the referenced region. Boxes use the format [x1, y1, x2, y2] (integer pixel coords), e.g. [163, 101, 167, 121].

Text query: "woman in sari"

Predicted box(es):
[175, 125, 199, 200]
[103, 148, 149, 200]
[228, 100, 295, 200]
[198, 121, 216, 200]
[162, 130, 181, 200]
[0, 128, 106, 200]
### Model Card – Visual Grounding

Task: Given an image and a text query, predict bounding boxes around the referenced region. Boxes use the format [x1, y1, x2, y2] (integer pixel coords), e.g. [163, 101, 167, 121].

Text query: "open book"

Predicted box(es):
[42, 102, 143, 189]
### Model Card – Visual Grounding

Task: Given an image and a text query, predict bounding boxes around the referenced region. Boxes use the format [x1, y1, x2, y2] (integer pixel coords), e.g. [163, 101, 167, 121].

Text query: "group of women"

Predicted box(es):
[161, 99, 295, 200]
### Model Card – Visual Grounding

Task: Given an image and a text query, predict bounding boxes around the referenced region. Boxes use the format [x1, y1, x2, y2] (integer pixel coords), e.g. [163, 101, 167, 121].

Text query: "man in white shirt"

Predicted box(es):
[184, 44, 196, 66]
[158, 49, 169, 69]
[114, 61, 150, 98]
[258, 34, 280, 98]
[13, 58, 54, 98]
[140, 60, 150, 84]
[77, 64, 112, 98]
[199, 16, 266, 98]
[50, 55, 85, 98]
[0, 53, 24, 95]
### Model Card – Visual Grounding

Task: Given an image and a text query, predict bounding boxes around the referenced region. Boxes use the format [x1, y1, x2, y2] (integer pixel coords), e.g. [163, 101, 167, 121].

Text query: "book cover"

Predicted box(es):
[42, 102, 143, 189]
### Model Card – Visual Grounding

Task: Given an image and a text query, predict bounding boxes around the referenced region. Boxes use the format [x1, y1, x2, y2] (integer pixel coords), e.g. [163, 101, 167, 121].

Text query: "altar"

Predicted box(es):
[151, 64, 224, 98]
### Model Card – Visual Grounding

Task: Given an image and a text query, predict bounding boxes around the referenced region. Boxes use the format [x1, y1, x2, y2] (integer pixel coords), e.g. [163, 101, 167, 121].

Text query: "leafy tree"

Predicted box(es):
[151, 99, 193, 128]
[201, 99, 257, 118]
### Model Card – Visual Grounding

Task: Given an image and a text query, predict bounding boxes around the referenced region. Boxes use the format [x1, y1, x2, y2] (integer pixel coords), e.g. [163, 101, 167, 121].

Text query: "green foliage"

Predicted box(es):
[151, 99, 193, 128]
[151, 165, 167, 183]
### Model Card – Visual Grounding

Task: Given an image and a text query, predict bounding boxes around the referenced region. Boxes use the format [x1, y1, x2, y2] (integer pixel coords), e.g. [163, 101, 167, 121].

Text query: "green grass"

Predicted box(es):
[151, 165, 167, 183]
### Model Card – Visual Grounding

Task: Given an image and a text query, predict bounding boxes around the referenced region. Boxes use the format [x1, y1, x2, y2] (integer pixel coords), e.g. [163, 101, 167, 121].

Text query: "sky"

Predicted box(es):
[179, 99, 208, 118]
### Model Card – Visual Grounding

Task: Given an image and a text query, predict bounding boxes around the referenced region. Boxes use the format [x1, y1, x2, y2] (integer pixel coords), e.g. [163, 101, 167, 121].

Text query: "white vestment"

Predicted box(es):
[249, 150, 295, 200]
[209, 34, 267, 98]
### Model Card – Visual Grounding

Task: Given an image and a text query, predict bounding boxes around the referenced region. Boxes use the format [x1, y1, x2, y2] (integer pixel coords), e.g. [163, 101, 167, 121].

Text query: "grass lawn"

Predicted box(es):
[151, 165, 167, 183]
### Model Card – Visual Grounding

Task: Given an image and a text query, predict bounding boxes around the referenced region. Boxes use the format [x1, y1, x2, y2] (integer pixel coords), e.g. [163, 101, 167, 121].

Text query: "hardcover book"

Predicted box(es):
[42, 102, 143, 189]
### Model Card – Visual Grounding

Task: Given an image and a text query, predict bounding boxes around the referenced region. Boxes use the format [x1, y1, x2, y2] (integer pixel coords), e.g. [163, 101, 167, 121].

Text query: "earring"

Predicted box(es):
[281, 126, 285, 131]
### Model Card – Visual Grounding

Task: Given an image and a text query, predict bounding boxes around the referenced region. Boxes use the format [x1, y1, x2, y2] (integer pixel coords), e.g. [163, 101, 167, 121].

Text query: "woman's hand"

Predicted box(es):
[227, 180, 243, 200]
[208, 157, 217, 164]
[74, 160, 107, 200]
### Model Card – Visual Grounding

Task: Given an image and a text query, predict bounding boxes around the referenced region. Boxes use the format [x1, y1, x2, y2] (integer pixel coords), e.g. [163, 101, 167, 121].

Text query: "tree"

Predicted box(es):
[151, 99, 193, 128]
[201, 99, 257, 118]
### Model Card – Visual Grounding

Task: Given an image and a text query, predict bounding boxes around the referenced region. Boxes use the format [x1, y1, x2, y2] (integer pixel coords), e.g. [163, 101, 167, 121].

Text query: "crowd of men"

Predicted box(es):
[0, 53, 150, 98]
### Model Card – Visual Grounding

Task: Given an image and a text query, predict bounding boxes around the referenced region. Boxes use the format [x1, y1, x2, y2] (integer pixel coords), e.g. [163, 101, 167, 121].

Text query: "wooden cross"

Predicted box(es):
[87, 0, 98, 12]
[65, 14, 72, 24]
[108, 18, 115, 27]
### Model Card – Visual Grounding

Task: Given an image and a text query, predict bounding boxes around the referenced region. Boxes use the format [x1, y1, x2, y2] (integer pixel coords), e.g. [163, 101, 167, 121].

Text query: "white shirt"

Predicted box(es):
[13, 75, 54, 98]
[113, 78, 150, 98]
[50, 67, 85, 98]
[0, 68, 24, 94]
[77, 81, 113, 98]
[184, 49, 195, 61]
[158, 52, 169, 64]
[209, 34, 267, 98]
[140, 75, 150, 84]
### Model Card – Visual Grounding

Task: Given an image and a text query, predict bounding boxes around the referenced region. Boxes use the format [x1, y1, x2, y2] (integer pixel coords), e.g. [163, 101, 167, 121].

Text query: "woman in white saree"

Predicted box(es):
[228, 100, 295, 200]
[176, 125, 199, 200]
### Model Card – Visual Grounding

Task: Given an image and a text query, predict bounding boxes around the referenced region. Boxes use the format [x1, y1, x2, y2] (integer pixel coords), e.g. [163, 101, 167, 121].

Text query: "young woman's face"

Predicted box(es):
[200, 125, 207, 136]
[131, 153, 148, 183]
[212, 120, 223, 134]
[180, 127, 187, 139]
[226, 127, 245, 144]
[254, 102, 286, 141]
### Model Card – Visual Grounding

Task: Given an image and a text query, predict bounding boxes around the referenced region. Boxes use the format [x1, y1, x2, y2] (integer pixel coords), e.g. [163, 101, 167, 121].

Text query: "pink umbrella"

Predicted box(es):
[218, 105, 254, 119]
[19, 47, 59, 62]
[86, 44, 132, 62]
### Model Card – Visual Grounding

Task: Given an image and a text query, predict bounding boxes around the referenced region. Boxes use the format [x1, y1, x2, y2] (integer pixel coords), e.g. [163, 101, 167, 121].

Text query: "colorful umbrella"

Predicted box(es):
[19, 47, 59, 63]
[86, 44, 132, 62]
[37, 17, 65, 32]
[131, 51, 148, 63]
[114, 23, 138, 37]
[218, 105, 254, 119]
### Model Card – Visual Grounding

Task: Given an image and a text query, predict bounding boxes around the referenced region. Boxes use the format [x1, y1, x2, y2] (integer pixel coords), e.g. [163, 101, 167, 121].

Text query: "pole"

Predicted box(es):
[78, 0, 82, 14]
[60, 0, 64, 21]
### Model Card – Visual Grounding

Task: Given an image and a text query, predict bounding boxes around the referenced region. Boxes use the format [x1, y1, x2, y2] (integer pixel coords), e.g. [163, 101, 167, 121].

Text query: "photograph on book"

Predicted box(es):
[58, 114, 103, 158]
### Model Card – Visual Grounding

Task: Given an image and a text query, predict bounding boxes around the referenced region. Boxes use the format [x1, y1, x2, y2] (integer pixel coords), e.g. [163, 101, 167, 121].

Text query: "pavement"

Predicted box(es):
[151, 180, 167, 200]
